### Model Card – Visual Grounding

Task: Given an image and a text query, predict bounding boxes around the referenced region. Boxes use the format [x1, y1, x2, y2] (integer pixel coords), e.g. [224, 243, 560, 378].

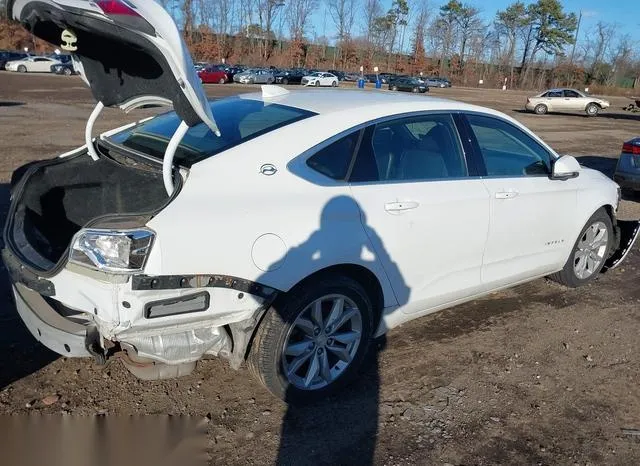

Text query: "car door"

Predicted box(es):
[563, 89, 583, 111]
[31, 57, 46, 71]
[542, 90, 563, 111]
[348, 113, 491, 314]
[462, 112, 578, 289]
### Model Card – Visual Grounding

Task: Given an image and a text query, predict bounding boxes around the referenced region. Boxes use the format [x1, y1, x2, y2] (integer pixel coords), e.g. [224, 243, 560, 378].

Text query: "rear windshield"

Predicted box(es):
[108, 97, 315, 166]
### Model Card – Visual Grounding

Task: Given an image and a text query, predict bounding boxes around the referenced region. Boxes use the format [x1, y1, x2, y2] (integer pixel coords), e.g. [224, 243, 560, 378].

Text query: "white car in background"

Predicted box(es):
[302, 71, 339, 87]
[5, 55, 61, 72]
[6, 0, 639, 403]
[525, 88, 610, 116]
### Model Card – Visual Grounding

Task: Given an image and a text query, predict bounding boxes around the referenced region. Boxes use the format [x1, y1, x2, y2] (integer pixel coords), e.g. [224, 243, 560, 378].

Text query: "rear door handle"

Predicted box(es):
[385, 201, 420, 212]
[495, 191, 519, 199]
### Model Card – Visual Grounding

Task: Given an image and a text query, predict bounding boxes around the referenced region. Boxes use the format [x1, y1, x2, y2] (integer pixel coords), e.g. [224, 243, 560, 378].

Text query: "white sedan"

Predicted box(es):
[6, 0, 638, 403]
[5, 55, 61, 72]
[301, 71, 339, 87]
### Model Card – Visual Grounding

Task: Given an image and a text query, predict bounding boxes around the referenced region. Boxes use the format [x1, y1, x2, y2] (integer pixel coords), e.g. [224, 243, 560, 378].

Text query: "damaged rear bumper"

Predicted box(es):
[12, 282, 92, 357]
[604, 219, 640, 271]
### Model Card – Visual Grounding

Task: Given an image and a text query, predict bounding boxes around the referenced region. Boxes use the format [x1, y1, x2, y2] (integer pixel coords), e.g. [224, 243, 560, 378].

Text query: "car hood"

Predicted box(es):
[9, 0, 219, 134]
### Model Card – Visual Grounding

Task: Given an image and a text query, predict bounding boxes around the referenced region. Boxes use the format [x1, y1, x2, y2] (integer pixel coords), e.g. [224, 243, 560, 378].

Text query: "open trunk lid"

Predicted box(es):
[9, 0, 219, 133]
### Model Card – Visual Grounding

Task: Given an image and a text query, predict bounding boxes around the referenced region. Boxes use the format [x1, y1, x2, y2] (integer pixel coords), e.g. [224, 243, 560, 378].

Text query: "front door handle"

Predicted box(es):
[385, 201, 420, 212]
[495, 191, 519, 199]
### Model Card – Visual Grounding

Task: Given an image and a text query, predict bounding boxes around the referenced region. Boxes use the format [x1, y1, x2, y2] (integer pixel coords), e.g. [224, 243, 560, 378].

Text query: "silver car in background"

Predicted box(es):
[233, 68, 275, 84]
[525, 88, 610, 117]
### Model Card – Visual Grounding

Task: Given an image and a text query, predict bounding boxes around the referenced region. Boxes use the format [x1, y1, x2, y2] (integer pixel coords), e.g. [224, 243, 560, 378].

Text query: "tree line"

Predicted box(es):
[1, 0, 638, 91]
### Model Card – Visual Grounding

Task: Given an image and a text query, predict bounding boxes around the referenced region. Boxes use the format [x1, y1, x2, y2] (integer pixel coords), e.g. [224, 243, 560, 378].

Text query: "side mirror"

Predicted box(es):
[551, 155, 580, 180]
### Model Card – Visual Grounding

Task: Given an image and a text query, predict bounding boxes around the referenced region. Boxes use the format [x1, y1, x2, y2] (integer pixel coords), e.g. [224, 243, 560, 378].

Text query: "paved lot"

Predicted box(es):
[0, 72, 639, 465]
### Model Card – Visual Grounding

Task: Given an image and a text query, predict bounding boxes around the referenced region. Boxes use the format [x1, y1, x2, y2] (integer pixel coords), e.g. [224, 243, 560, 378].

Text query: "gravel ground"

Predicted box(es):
[0, 72, 639, 465]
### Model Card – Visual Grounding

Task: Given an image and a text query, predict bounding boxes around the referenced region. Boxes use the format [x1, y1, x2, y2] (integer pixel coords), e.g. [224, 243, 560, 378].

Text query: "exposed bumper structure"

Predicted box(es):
[12, 282, 92, 357]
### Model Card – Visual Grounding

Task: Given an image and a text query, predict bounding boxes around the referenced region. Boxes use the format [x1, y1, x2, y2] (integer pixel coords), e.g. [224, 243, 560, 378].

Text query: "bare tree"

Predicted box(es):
[495, 1, 527, 86]
[363, 0, 381, 45]
[288, 0, 317, 39]
[258, 0, 286, 58]
[328, 0, 357, 67]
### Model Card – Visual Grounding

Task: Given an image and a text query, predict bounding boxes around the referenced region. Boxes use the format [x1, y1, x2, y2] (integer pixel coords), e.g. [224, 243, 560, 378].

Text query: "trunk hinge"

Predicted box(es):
[85, 101, 104, 161]
[163, 120, 189, 195]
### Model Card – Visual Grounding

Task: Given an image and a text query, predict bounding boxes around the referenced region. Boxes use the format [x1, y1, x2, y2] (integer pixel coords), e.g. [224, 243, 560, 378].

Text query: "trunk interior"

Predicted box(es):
[7, 149, 170, 272]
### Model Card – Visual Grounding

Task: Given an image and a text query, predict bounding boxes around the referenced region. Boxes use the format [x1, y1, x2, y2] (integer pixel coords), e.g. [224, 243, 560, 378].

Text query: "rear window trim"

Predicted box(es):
[107, 98, 317, 168]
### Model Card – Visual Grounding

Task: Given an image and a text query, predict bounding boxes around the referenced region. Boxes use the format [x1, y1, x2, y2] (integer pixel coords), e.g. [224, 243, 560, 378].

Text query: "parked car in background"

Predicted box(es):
[389, 77, 428, 93]
[274, 69, 306, 85]
[301, 71, 339, 87]
[0, 51, 28, 70]
[5, 55, 60, 72]
[614, 138, 640, 193]
[193, 62, 207, 72]
[423, 77, 451, 88]
[327, 69, 346, 81]
[222, 66, 244, 81]
[343, 72, 360, 82]
[234, 68, 275, 84]
[51, 62, 77, 75]
[198, 65, 228, 84]
[378, 73, 396, 84]
[525, 88, 610, 117]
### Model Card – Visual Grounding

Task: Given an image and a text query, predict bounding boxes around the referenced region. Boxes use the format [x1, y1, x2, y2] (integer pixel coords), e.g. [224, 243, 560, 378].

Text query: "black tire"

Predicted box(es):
[218, 77, 225, 84]
[549, 208, 613, 288]
[315, 81, 320, 87]
[331, 80, 337, 87]
[586, 103, 599, 117]
[534, 104, 548, 115]
[412, 87, 419, 93]
[64, 67, 72, 76]
[282, 78, 288, 85]
[391, 85, 398, 91]
[18, 65, 27, 73]
[247, 275, 374, 404]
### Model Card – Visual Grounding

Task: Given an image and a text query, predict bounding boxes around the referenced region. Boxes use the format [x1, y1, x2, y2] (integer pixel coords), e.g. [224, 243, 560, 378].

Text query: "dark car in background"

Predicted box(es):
[274, 68, 306, 84]
[389, 77, 429, 93]
[614, 138, 640, 193]
[343, 72, 360, 82]
[223, 66, 244, 81]
[327, 69, 346, 81]
[0, 51, 28, 70]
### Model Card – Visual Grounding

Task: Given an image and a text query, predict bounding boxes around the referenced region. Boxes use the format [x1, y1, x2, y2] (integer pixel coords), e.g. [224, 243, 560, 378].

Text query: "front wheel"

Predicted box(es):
[549, 208, 612, 287]
[282, 78, 288, 85]
[218, 77, 225, 84]
[586, 103, 600, 117]
[247, 275, 374, 403]
[314, 81, 320, 87]
[64, 67, 72, 76]
[391, 85, 398, 91]
[18, 65, 27, 73]
[412, 87, 419, 93]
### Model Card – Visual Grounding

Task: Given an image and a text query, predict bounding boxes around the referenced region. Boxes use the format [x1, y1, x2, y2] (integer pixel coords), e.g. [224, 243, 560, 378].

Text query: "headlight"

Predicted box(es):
[69, 229, 155, 273]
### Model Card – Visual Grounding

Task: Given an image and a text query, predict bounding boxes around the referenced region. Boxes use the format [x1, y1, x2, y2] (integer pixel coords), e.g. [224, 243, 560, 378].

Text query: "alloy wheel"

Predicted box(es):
[573, 221, 608, 279]
[281, 294, 362, 391]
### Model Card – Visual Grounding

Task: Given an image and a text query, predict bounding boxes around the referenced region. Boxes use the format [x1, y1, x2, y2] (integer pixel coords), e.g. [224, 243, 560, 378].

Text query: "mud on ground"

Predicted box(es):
[0, 73, 639, 465]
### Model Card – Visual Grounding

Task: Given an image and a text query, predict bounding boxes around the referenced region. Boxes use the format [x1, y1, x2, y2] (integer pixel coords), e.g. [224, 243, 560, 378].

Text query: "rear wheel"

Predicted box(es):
[412, 87, 419, 93]
[534, 104, 548, 115]
[282, 78, 289, 85]
[549, 208, 612, 287]
[391, 85, 398, 91]
[218, 77, 225, 84]
[332, 80, 337, 87]
[63, 67, 72, 76]
[586, 103, 600, 117]
[247, 275, 374, 403]
[18, 65, 26, 73]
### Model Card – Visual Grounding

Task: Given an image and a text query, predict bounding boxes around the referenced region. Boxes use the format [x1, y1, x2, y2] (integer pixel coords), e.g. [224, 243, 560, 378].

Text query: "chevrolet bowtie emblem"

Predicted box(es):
[60, 29, 78, 52]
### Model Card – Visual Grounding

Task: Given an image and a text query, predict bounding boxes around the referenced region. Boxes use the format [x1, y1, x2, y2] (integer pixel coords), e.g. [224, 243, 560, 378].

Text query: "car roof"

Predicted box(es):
[236, 88, 485, 116]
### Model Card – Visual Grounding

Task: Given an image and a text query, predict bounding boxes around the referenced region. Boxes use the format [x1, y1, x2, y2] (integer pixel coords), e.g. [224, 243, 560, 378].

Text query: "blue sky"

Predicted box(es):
[309, 0, 640, 50]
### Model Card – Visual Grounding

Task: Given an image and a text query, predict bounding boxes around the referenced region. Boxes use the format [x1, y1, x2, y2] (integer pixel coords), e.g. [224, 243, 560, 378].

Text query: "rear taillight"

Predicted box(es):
[96, 0, 141, 16]
[622, 142, 640, 155]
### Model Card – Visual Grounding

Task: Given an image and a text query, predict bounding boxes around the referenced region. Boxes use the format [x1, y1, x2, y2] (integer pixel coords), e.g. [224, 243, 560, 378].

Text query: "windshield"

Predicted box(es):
[310, 72, 322, 77]
[108, 97, 315, 166]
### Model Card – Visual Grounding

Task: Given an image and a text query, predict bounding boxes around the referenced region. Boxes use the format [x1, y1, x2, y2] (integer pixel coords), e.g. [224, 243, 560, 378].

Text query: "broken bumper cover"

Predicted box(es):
[12, 283, 91, 357]
[603, 219, 640, 272]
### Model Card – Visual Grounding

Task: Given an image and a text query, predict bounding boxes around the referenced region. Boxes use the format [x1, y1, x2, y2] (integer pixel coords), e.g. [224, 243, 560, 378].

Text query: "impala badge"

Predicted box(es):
[61, 29, 78, 52]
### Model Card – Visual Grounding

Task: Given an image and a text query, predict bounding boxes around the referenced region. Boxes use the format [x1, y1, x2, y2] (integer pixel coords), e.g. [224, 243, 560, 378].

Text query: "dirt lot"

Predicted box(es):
[0, 72, 639, 465]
